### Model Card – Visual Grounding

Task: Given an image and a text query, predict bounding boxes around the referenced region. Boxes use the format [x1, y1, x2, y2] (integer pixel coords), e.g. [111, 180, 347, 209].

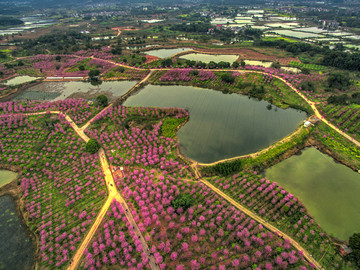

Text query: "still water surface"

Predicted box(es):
[0, 170, 17, 188]
[180, 53, 239, 64]
[145, 48, 192, 58]
[0, 195, 34, 270]
[124, 85, 306, 163]
[14, 81, 137, 101]
[266, 147, 360, 240]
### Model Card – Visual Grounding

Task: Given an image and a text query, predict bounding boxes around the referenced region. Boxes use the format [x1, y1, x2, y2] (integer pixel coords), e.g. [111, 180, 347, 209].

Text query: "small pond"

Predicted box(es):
[13, 81, 137, 101]
[272, 29, 323, 39]
[180, 53, 239, 64]
[265, 147, 360, 240]
[244, 60, 273, 68]
[124, 85, 306, 163]
[0, 170, 18, 188]
[281, 67, 301, 73]
[5, 76, 40, 86]
[0, 195, 34, 270]
[145, 48, 192, 58]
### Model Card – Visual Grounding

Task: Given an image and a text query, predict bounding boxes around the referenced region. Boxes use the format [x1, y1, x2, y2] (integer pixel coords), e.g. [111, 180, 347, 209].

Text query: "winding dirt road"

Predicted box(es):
[8, 55, 359, 270]
[20, 109, 159, 269]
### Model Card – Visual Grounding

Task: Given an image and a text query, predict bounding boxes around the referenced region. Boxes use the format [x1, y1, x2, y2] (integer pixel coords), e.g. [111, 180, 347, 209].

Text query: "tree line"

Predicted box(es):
[254, 39, 360, 71]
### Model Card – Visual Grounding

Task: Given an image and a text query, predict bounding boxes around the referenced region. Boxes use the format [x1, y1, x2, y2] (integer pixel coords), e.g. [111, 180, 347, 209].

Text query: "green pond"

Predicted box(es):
[0, 170, 18, 188]
[5, 76, 40, 86]
[0, 195, 34, 270]
[180, 53, 239, 64]
[145, 48, 192, 58]
[13, 81, 137, 101]
[244, 60, 273, 68]
[124, 85, 306, 163]
[265, 147, 360, 240]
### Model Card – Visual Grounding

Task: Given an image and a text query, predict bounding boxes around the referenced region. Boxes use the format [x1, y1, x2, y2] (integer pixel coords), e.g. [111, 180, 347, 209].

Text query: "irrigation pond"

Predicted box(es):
[180, 53, 239, 64]
[145, 48, 192, 58]
[266, 147, 360, 241]
[0, 170, 18, 188]
[124, 84, 306, 163]
[0, 195, 34, 270]
[12, 81, 138, 101]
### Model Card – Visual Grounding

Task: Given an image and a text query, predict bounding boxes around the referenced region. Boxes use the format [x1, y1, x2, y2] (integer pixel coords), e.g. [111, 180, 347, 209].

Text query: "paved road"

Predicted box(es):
[201, 179, 322, 269]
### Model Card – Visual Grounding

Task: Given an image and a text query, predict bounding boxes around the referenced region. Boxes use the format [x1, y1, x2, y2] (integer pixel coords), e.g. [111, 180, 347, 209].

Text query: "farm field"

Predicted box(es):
[1, 16, 360, 269]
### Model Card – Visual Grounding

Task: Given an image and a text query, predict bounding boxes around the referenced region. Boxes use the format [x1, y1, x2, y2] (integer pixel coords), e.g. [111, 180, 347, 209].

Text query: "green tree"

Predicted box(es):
[218, 61, 230, 68]
[96, 94, 108, 107]
[213, 159, 242, 176]
[171, 194, 194, 211]
[88, 69, 101, 78]
[85, 139, 101, 154]
[327, 73, 351, 91]
[232, 61, 240, 69]
[161, 58, 173, 67]
[271, 61, 281, 69]
[0, 51, 6, 59]
[221, 73, 235, 84]
[55, 56, 61, 61]
[348, 233, 360, 268]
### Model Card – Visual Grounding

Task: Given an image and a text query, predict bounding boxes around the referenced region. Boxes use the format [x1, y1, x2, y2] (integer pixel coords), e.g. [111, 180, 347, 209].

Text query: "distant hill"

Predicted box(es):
[0, 17, 24, 27]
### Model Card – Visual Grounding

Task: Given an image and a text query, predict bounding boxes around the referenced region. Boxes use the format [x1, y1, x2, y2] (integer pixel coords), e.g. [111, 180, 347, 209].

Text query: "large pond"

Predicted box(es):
[145, 48, 192, 58]
[180, 53, 239, 64]
[0, 195, 34, 269]
[124, 85, 306, 163]
[13, 81, 137, 101]
[265, 147, 360, 240]
[0, 170, 18, 188]
[5, 76, 40, 86]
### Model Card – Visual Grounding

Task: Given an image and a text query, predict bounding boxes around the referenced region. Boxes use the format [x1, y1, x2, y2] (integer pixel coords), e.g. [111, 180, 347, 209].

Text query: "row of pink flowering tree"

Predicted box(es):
[83, 104, 313, 269]
[205, 173, 349, 269]
[0, 109, 108, 268]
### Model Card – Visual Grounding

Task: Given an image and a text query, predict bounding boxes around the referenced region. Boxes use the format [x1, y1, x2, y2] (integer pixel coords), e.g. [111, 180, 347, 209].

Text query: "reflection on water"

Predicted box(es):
[0, 195, 34, 270]
[124, 84, 306, 163]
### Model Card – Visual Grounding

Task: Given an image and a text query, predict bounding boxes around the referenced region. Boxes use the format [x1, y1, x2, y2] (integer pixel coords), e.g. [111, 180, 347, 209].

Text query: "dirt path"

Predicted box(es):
[67, 195, 114, 270]
[68, 122, 159, 269]
[271, 73, 360, 148]
[186, 125, 307, 167]
[6, 58, 357, 270]
[201, 179, 322, 269]
[19, 110, 159, 270]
